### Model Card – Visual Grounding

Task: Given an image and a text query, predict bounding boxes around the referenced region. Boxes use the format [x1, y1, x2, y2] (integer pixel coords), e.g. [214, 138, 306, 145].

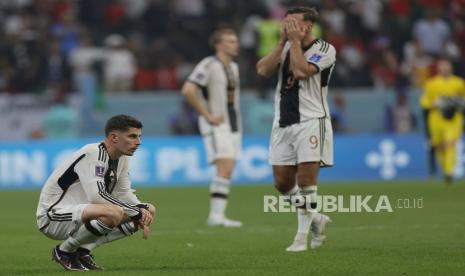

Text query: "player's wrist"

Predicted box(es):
[136, 203, 149, 210]
[290, 39, 301, 46]
[131, 210, 143, 221]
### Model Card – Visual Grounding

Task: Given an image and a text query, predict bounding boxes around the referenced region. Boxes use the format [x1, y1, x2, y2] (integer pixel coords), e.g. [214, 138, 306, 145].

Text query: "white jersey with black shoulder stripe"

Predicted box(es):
[273, 39, 336, 128]
[187, 56, 241, 135]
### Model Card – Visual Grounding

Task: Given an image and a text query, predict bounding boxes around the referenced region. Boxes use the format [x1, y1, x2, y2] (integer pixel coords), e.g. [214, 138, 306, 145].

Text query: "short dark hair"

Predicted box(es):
[105, 115, 143, 136]
[286, 6, 319, 23]
[209, 28, 237, 48]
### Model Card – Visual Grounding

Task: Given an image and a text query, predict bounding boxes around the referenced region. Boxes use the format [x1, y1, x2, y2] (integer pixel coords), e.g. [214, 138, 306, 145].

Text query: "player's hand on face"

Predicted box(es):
[279, 21, 287, 46]
[285, 18, 305, 43]
[207, 114, 224, 125]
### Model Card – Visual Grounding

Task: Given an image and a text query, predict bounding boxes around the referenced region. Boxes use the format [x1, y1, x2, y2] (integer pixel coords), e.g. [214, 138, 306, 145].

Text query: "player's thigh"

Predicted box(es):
[294, 119, 325, 163]
[272, 165, 297, 192]
[214, 128, 241, 160]
[41, 204, 88, 240]
[443, 118, 462, 146]
[269, 126, 296, 165]
[428, 114, 443, 146]
[296, 162, 320, 186]
[81, 204, 124, 225]
[203, 127, 240, 164]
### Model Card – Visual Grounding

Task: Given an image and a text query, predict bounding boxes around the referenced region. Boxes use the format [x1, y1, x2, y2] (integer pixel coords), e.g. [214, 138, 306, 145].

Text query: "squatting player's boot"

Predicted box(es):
[52, 245, 88, 271]
[77, 247, 104, 270]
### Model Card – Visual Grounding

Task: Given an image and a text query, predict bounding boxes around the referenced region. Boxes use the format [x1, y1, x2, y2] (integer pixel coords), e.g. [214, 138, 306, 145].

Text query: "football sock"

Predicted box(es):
[295, 186, 317, 236]
[80, 221, 138, 251]
[60, 220, 113, 253]
[209, 176, 230, 219]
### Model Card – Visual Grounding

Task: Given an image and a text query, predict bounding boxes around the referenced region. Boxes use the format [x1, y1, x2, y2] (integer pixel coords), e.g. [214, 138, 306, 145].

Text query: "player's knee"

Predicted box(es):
[296, 174, 316, 186]
[106, 205, 124, 227]
[274, 181, 292, 194]
[217, 167, 234, 179]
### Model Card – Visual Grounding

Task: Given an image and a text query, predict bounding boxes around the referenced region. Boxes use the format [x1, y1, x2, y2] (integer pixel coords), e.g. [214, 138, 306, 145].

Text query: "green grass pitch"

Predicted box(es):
[1, 181, 464, 275]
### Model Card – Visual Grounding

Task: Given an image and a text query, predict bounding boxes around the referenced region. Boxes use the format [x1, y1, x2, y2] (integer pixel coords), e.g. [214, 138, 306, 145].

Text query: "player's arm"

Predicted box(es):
[286, 18, 318, 79]
[181, 82, 223, 125]
[420, 81, 436, 110]
[74, 150, 142, 221]
[115, 158, 155, 235]
[113, 157, 142, 205]
[256, 21, 287, 78]
[182, 60, 224, 125]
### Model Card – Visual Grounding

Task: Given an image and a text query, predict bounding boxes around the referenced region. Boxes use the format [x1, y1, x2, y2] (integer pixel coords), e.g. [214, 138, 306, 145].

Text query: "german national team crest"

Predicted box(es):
[308, 54, 322, 63]
[95, 166, 105, 177]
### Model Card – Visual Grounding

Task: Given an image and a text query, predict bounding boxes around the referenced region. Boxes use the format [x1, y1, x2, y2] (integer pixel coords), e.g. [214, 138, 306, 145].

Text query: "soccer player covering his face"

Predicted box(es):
[36, 115, 155, 271]
[182, 28, 243, 227]
[257, 7, 335, 251]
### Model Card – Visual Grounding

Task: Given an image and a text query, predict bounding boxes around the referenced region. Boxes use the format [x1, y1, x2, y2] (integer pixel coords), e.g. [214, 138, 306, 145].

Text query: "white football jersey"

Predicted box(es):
[187, 56, 241, 134]
[273, 39, 336, 127]
[36, 143, 142, 220]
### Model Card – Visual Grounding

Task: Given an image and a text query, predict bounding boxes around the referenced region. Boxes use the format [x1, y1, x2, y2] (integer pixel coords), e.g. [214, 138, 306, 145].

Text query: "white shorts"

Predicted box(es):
[37, 204, 88, 240]
[269, 118, 333, 166]
[200, 120, 241, 163]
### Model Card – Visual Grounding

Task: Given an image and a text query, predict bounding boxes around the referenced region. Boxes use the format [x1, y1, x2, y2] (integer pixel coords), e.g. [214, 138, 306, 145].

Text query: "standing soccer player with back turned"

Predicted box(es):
[36, 115, 155, 271]
[182, 28, 242, 227]
[257, 6, 335, 251]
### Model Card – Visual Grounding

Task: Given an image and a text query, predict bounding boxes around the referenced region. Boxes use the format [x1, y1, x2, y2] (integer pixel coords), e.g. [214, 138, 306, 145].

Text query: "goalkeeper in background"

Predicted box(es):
[420, 59, 465, 184]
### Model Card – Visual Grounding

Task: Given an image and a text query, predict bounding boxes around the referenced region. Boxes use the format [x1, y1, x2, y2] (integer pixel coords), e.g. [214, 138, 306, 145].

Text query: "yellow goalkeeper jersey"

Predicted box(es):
[420, 75, 465, 112]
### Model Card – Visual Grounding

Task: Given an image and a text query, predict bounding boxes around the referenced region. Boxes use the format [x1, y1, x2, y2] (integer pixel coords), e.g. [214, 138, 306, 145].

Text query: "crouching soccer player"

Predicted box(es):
[36, 115, 155, 271]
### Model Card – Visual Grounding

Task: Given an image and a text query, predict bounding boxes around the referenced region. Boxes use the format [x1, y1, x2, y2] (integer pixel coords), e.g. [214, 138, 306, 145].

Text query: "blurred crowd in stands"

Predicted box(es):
[0, 0, 463, 96]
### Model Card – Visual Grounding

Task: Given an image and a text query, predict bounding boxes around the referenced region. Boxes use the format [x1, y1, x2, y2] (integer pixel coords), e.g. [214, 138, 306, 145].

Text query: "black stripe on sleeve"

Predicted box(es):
[97, 181, 139, 214]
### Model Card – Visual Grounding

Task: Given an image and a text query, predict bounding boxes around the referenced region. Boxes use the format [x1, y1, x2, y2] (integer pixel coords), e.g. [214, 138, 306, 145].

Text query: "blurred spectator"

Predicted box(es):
[401, 39, 434, 88]
[43, 93, 79, 138]
[330, 94, 349, 133]
[370, 35, 400, 88]
[4, 12, 47, 93]
[412, 9, 451, 57]
[50, 8, 81, 56]
[385, 89, 416, 133]
[0, 0, 462, 93]
[46, 38, 71, 95]
[140, 0, 170, 40]
[102, 34, 136, 92]
[255, 9, 280, 97]
[169, 100, 199, 135]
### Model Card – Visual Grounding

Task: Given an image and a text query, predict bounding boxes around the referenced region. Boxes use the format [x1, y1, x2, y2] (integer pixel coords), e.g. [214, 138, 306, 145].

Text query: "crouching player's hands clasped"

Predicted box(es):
[138, 207, 154, 240]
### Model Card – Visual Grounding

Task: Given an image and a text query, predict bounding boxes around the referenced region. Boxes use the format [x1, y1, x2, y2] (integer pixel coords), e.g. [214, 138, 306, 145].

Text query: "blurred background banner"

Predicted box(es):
[2, 134, 463, 189]
[0, 0, 464, 186]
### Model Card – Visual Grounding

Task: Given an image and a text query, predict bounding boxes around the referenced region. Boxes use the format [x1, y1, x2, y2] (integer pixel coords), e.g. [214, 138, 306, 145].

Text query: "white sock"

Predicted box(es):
[297, 208, 312, 236]
[209, 176, 230, 220]
[294, 186, 317, 237]
[60, 220, 113, 253]
[80, 221, 137, 251]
